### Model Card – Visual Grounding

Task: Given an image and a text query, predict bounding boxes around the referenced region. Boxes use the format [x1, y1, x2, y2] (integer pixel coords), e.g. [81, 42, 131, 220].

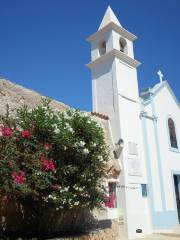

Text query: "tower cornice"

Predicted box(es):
[87, 22, 137, 43]
[86, 49, 141, 69]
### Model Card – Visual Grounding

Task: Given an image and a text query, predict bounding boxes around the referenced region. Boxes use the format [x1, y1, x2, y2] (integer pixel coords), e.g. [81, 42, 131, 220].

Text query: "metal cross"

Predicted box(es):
[157, 70, 164, 83]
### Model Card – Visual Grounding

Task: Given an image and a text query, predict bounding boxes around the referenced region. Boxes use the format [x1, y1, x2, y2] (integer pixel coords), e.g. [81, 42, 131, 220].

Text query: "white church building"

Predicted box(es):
[0, 5, 179, 240]
[87, 6, 180, 239]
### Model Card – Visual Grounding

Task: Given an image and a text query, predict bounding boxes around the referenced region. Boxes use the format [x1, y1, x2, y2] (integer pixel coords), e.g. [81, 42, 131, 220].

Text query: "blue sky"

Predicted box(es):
[0, 0, 180, 110]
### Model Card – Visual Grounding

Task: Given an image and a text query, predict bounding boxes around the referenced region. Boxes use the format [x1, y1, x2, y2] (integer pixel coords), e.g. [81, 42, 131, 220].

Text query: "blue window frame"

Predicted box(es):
[141, 184, 148, 197]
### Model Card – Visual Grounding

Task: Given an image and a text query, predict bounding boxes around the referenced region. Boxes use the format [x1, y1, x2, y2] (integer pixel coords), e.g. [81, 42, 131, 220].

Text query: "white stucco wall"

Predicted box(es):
[91, 53, 152, 238]
[143, 83, 180, 230]
[153, 86, 180, 209]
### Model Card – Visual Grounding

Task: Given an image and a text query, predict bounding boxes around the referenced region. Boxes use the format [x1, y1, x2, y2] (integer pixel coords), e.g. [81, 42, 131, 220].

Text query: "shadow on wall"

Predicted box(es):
[0, 199, 112, 238]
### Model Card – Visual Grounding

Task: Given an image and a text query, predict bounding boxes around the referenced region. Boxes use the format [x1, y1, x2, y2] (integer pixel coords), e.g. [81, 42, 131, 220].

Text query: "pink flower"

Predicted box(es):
[1, 127, 13, 137]
[21, 130, 31, 138]
[104, 194, 116, 208]
[12, 170, 26, 184]
[44, 143, 52, 151]
[41, 156, 56, 171]
[43, 160, 55, 171]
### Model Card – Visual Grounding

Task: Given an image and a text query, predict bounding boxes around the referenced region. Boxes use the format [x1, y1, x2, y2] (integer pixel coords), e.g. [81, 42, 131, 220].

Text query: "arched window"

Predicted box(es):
[168, 118, 178, 149]
[99, 40, 106, 56]
[119, 37, 127, 54]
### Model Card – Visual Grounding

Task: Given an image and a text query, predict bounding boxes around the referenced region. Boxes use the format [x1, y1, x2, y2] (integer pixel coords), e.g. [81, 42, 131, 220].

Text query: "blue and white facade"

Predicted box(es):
[87, 6, 180, 239]
[141, 82, 180, 231]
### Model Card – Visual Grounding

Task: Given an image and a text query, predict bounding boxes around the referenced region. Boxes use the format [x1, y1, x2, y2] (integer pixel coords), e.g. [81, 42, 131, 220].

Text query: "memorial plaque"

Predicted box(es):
[128, 158, 142, 176]
[128, 142, 138, 155]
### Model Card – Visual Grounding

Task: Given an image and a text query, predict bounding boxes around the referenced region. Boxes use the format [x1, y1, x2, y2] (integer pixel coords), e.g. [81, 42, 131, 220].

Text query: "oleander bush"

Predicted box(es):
[0, 99, 109, 213]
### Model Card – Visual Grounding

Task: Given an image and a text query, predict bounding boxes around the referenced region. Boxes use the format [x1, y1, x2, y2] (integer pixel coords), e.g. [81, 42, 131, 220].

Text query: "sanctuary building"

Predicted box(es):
[0, 6, 179, 240]
[87, 6, 180, 239]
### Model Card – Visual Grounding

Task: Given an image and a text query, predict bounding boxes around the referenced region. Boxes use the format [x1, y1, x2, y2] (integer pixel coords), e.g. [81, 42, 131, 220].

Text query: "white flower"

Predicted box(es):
[82, 148, 89, 155]
[56, 207, 59, 211]
[74, 141, 86, 148]
[44, 198, 48, 202]
[92, 143, 97, 147]
[64, 187, 69, 192]
[64, 123, 74, 133]
[48, 195, 57, 201]
[68, 127, 74, 133]
[98, 155, 103, 161]
[52, 123, 57, 128]
[68, 199, 73, 204]
[79, 141, 85, 147]
[63, 112, 71, 119]
[54, 128, 60, 134]
[35, 171, 43, 176]
[65, 122, 70, 128]
[95, 122, 102, 128]
[54, 108, 59, 114]
[79, 111, 88, 117]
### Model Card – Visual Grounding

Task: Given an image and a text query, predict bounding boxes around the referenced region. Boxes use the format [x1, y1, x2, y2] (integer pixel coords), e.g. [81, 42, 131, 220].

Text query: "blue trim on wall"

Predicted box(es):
[151, 96, 166, 211]
[141, 109, 155, 229]
[152, 211, 178, 229]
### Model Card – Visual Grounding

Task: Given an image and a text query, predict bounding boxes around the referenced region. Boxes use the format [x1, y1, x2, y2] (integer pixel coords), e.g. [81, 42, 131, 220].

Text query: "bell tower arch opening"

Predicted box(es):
[119, 37, 127, 54]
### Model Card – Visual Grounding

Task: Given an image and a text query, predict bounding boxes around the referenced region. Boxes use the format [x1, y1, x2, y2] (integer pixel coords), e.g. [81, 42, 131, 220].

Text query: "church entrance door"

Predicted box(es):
[173, 175, 180, 222]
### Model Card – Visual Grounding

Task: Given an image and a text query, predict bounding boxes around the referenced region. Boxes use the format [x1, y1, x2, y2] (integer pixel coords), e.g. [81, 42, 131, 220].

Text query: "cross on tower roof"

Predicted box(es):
[157, 70, 164, 83]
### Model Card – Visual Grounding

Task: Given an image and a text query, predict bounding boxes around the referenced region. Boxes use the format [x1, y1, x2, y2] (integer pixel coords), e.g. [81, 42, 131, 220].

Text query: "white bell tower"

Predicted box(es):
[87, 6, 151, 239]
[87, 6, 141, 143]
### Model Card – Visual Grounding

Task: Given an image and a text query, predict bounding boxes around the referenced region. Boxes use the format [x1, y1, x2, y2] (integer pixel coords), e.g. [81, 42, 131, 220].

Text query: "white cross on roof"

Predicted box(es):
[157, 70, 164, 83]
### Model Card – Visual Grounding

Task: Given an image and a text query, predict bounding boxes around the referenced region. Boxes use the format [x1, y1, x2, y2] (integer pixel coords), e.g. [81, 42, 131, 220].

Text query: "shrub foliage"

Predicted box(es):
[0, 99, 109, 211]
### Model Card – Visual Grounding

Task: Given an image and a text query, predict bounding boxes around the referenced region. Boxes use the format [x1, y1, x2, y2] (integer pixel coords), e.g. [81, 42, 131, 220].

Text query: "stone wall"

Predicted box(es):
[0, 78, 68, 116]
[0, 195, 121, 239]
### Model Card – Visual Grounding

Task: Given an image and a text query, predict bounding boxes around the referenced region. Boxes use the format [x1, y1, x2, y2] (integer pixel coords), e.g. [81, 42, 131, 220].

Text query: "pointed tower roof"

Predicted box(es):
[98, 6, 122, 30]
[87, 6, 137, 43]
